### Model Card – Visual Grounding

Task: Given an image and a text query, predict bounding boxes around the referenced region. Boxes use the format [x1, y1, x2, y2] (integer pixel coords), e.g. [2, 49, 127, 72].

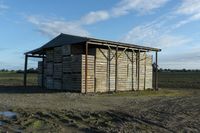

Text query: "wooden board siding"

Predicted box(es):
[46, 62, 53, 76]
[81, 55, 95, 93]
[38, 74, 42, 87]
[94, 48, 152, 92]
[38, 61, 42, 74]
[117, 50, 131, 91]
[139, 54, 153, 90]
[109, 49, 116, 92]
[38, 45, 153, 93]
[53, 79, 62, 90]
[62, 45, 71, 56]
[46, 76, 53, 89]
[53, 63, 62, 79]
[139, 53, 145, 90]
[71, 44, 84, 55]
[54, 47, 62, 63]
[95, 48, 108, 92]
[46, 50, 54, 62]
[145, 55, 153, 89]
[63, 55, 82, 91]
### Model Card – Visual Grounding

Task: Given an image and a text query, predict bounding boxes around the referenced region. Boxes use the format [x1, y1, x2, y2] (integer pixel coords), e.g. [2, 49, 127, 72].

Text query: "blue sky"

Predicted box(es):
[0, 0, 200, 70]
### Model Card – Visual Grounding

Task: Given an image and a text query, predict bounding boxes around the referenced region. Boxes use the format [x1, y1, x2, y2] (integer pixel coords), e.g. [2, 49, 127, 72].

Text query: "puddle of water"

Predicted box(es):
[0, 111, 17, 119]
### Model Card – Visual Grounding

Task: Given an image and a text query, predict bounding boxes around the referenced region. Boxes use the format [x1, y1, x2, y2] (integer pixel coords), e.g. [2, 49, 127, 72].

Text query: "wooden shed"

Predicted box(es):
[24, 33, 161, 93]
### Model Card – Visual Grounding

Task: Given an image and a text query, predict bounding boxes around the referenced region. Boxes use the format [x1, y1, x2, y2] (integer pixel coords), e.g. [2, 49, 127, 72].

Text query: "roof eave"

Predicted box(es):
[87, 38, 161, 52]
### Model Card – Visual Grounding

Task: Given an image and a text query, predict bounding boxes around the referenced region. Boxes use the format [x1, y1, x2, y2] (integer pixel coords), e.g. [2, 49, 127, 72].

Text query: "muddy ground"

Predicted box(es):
[0, 88, 199, 133]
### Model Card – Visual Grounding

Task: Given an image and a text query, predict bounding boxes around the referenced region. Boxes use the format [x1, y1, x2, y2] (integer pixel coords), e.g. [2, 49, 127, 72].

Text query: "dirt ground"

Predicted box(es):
[0, 87, 199, 133]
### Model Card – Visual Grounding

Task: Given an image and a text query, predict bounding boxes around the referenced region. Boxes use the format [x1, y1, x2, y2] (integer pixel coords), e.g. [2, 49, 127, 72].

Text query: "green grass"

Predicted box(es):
[0, 72, 38, 86]
[0, 71, 199, 89]
[158, 71, 200, 89]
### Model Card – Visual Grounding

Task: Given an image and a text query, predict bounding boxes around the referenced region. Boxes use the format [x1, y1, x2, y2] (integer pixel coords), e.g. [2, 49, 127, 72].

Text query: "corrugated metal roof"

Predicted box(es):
[26, 33, 161, 54]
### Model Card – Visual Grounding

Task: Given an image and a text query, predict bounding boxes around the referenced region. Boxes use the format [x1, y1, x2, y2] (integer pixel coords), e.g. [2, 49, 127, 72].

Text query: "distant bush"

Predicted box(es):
[0, 68, 38, 73]
[16, 68, 38, 73]
[159, 68, 200, 72]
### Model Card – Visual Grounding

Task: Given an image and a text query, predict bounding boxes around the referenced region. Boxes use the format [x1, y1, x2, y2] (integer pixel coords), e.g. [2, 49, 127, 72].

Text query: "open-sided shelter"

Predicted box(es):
[24, 33, 161, 93]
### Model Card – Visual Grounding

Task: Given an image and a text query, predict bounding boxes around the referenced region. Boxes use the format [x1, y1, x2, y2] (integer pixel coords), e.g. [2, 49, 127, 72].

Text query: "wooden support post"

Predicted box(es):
[24, 54, 28, 88]
[131, 50, 134, 91]
[85, 42, 88, 94]
[42, 54, 45, 89]
[144, 52, 146, 90]
[108, 48, 111, 91]
[155, 51, 158, 91]
[94, 51, 97, 93]
[115, 46, 118, 92]
[137, 51, 140, 90]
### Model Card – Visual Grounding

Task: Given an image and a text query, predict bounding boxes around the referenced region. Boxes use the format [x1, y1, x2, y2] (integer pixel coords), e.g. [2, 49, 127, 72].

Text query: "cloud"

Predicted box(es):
[27, 0, 170, 37]
[160, 49, 200, 69]
[175, 0, 200, 27]
[27, 16, 90, 38]
[112, 0, 170, 16]
[0, 3, 8, 10]
[176, 0, 200, 15]
[120, 0, 200, 69]
[157, 35, 191, 48]
[81, 10, 110, 25]
[121, 21, 191, 49]
[0, 3, 8, 14]
[80, 0, 169, 25]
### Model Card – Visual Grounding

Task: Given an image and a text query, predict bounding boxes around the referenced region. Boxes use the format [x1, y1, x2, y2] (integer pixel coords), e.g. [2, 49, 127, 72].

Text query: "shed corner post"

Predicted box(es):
[24, 54, 28, 88]
[144, 51, 147, 90]
[115, 45, 118, 92]
[137, 50, 140, 91]
[85, 42, 88, 94]
[155, 51, 158, 91]
[131, 49, 134, 91]
[41, 54, 45, 89]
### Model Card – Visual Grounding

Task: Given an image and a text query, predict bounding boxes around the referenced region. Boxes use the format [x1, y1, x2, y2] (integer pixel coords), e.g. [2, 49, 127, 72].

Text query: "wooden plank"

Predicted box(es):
[54, 79, 62, 90]
[144, 53, 146, 90]
[54, 47, 62, 63]
[53, 63, 62, 79]
[155, 51, 158, 90]
[46, 50, 54, 62]
[46, 62, 53, 75]
[82, 54, 95, 93]
[46, 76, 53, 89]
[115, 46, 118, 92]
[24, 55, 28, 87]
[62, 45, 71, 55]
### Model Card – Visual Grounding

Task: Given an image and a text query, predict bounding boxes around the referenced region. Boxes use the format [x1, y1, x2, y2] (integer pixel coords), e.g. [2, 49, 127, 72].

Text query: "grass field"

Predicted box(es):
[0, 71, 200, 89]
[0, 72, 37, 86]
[158, 71, 200, 89]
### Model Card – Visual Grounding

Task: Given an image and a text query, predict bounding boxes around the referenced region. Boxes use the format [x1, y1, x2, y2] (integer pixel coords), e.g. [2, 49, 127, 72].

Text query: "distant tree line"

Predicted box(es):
[159, 68, 200, 72]
[0, 68, 200, 73]
[0, 68, 38, 73]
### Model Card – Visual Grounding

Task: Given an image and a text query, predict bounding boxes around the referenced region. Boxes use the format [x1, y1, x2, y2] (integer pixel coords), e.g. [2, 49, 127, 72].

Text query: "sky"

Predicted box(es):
[0, 0, 200, 70]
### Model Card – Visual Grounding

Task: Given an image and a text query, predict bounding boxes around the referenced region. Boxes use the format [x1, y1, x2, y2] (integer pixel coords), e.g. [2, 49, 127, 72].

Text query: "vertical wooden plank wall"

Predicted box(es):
[38, 45, 153, 92]
[38, 61, 42, 87]
[95, 48, 108, 92]
[146, 55, 153, 89]
[81, 55, 95, 93]
[94, 47, 153, 92]
[63, 55, 82, 91]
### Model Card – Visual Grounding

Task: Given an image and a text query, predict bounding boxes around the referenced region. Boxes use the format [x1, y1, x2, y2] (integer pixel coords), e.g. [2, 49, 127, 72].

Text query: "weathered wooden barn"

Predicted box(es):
[24, 33, 161, 93]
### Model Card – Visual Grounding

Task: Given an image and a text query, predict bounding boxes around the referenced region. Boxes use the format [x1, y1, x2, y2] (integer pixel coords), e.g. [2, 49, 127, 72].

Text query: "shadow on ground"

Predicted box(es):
[0, 86, 77, 94]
